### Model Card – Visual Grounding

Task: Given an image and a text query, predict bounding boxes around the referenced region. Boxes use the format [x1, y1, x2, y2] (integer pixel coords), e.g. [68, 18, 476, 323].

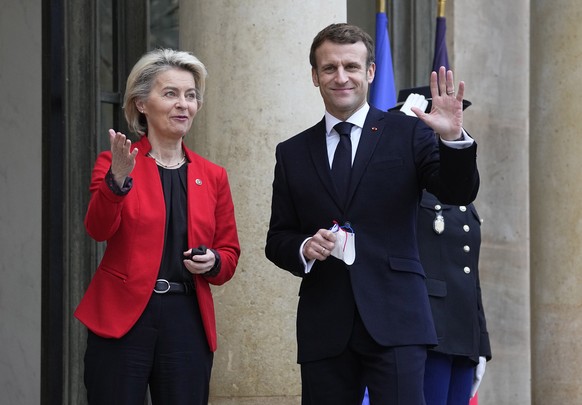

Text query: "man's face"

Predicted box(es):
[311, 40, 375, 121]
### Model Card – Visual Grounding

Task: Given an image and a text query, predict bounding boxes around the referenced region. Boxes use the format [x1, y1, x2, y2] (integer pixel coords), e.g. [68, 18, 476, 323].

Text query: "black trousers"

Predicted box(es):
[300, 310, 427, 405]
[84, 293, 213, 405]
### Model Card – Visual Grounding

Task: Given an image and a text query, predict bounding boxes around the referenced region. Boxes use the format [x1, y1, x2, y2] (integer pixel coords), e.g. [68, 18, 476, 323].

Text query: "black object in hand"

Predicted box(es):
[189, 245, 207, 260]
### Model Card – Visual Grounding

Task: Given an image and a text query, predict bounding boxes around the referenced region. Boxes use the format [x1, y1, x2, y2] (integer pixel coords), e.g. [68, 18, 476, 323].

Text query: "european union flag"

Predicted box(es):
[369, 10, 397, 111]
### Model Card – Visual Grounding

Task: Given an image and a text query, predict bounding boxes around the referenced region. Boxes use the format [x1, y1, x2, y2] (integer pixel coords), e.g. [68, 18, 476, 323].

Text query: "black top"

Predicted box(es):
[156, 164, 192, 282]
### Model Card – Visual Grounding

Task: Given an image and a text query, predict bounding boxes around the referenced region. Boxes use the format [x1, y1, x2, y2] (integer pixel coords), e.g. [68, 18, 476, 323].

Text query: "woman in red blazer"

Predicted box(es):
[74, 49, 240, 405]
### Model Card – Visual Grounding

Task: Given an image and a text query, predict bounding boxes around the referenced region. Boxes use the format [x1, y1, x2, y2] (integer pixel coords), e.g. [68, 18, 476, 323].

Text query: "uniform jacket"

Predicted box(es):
[418, 191, 491, 363]
[265, 106, 479, 363]
[74, 136, 240, 352]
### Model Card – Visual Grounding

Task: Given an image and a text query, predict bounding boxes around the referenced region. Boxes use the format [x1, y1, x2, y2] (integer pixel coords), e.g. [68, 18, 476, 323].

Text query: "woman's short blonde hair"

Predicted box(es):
[123, 48, 208, 135]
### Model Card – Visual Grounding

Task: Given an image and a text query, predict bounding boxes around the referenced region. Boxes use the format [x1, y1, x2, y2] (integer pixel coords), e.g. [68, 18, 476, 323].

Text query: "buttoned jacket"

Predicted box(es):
[265, 106, 479, 363]
[418, 191, 491, 363]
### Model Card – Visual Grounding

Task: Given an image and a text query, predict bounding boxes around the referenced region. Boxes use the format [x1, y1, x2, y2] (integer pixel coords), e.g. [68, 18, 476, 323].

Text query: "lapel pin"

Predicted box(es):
[195, 179, 203, 186]
[371, 127, 378, 131]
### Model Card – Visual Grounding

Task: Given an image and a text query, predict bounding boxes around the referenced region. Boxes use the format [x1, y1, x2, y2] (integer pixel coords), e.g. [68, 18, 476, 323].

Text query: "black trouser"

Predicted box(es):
[84, 293, 213, 405]
[300, 310, 427, 405]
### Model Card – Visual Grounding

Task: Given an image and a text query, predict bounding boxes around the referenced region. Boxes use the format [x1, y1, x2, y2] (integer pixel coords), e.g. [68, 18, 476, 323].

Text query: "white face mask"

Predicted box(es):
[329, 222, 356, 265]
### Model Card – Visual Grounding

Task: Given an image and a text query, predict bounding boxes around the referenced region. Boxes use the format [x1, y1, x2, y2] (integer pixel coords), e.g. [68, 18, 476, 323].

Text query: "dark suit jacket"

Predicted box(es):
[418, 191, 491, 363]
[265, 106, 479, 364]
[74, 136, 240, 352]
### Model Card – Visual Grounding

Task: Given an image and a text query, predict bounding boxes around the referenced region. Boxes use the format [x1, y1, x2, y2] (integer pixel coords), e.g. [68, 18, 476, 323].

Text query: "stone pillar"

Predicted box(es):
[1, 0, 42, 404]
[180, 2, 345, 403]
[531, 1, 582, 403]
[454, 1, 531, 403]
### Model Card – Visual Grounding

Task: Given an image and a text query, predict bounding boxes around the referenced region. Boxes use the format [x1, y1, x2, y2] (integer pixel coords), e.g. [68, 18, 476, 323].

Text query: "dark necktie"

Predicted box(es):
[331, 121, 354, 203]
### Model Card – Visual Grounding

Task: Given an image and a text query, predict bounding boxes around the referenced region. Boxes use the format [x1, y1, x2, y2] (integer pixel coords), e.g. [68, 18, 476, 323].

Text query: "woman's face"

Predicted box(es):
[137, 68, 199, 140]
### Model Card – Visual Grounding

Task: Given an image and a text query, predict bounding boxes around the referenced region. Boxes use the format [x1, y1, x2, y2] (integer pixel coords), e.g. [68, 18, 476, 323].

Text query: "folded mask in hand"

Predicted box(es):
[329, 222, 356, 265]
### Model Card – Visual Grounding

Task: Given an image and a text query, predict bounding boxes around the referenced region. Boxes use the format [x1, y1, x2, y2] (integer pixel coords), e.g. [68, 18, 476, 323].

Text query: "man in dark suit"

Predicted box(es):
[265, 23, 479, 405]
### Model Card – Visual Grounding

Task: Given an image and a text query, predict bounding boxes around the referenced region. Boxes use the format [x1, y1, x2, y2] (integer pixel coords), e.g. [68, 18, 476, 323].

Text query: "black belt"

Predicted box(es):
[153, 279, 195, 295]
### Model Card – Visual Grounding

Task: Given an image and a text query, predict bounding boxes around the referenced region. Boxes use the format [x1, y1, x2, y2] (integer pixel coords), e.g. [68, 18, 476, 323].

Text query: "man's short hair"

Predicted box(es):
[309, 23, 375, 69]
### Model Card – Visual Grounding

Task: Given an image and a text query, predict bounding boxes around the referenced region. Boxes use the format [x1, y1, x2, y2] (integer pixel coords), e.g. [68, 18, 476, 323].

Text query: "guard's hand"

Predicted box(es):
[411, 66, 465, 141]
[303, 229, 336, 261]
[400, 93, 428, 117]
[470, 356, 487, 398]
[109, 129, 138, 187]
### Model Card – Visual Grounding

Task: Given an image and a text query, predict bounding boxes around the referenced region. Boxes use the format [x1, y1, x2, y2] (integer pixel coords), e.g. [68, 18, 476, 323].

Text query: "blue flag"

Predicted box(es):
[432, 16, 449, 72]
[369, 11, 397, 111]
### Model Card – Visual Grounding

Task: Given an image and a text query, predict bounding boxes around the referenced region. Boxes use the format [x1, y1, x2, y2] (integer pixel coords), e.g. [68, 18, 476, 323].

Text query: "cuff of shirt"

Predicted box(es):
[300, 237, 316, 274]
[203, 249, 221, 278]
[105, 168, 133, 196]
[440, 129, 474, 149]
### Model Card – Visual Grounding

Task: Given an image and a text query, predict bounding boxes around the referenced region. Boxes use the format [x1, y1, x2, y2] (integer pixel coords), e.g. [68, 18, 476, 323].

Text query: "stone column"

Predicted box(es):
[454, 1, 531, 403]
[1, 0, 42, 404]
[180, 2, 345, 403]
[531, 1, 582, 403]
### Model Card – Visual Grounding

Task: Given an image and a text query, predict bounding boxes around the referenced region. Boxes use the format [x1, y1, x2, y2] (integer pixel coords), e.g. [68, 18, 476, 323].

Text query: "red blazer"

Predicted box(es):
[74, 136, 240, 352]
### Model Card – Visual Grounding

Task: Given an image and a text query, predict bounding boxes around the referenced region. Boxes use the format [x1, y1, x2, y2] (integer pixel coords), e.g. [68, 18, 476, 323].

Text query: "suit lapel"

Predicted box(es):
[346, 107, 386, 207]
[308, 109, 388, 212]
[307, 119, 340, 205]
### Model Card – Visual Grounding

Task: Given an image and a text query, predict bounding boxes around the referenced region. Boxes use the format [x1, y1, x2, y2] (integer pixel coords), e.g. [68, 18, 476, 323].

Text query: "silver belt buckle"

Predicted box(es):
[154, 279, 171, 294]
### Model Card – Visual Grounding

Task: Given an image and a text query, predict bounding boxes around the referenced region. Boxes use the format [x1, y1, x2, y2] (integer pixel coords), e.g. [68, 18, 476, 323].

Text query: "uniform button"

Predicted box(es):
[459, 206, 467, 212]
[463, 225, 470, 232]
[435, 204, 442, 210]
[464, 267, 471, 274]
[463, 245, 470, 252]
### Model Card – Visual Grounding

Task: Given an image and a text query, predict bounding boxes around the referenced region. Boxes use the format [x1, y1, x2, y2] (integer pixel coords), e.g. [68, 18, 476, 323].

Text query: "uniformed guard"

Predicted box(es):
[418, 190, 492, 405]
